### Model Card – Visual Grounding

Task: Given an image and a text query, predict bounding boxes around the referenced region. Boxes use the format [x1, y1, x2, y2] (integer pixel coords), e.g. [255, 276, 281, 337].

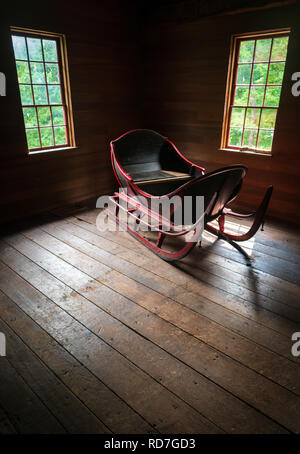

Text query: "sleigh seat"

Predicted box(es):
[110, 129, 205, 195]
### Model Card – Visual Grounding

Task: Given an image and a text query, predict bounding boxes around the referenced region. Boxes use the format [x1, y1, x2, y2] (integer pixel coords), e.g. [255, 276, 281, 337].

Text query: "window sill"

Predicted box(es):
[219, 148, 272, 157]
[28, 146, 78, 156]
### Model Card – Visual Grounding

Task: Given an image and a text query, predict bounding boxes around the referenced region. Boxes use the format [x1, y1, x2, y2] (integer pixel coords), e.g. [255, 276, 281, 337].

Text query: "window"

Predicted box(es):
[221, 30, 290, 154]
[11, 27, 75, 153]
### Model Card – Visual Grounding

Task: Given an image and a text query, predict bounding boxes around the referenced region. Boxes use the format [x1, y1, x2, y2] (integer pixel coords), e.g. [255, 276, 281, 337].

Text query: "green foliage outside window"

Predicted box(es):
[228, 34, 289, 152]
[12, 34, 67, 151]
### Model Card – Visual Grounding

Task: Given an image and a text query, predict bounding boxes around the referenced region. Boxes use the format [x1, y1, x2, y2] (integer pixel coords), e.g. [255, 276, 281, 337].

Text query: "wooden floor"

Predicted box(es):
[0, 207, 299, 434]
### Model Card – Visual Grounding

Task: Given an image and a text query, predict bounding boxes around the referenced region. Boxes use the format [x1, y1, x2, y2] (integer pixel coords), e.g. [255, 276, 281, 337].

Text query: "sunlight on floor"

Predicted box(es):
[205, 219, 256, 256]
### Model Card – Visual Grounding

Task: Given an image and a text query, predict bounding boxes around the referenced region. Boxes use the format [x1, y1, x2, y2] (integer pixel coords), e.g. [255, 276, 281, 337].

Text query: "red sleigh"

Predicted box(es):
[106, 129, 273, 261]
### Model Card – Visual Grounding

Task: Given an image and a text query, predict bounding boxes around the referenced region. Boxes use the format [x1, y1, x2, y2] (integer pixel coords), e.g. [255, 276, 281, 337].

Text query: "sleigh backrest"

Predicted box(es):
[111, 129, 192, 181]
[112, 130, 166, 167]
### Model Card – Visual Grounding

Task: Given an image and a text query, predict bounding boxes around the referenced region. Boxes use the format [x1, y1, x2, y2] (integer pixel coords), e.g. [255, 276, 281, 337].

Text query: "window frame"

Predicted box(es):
[221, 28, 290, 156]
[11, 26, 75, 154]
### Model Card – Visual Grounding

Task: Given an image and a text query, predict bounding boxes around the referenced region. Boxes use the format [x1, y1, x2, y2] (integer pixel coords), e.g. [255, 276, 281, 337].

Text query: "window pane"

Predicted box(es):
[23, 107, 38, 127]
[257, 130, 274, 150]
[254, 39, 272, 62]
[48, 85, 62, 104]
[30, 62, 45, 83]
[239, 40, 255, 63]
[27, 38, 43, 61]
[226, 33, 288, 154]
[252, 63, 268, 84]
[229, 128, 243, 146]
[249, 86, 265, 106]
[260, 109, 277, 129]
[54, 126, 67, 145]
[52, 106, 65, 125]
[243, 129, 258, 148]
[16, 61, 30, 83]
[37, 107, 51, 126]
[264, 86, 281, 107]
[271, 36, 289, 61]
[20, 85, 33, 105]
[33, 85, 48, 104]
[12, 36, 28, 60]
[40, 127, 54, 147]
[12, 31, 72, 153]
[233, 87, 249, 106]
[245, 108, 260, 128]
[268, 62, 285, 84]
[236, 64, 251, 84]
[45, 63, 60, 84]
[231, 107, 245, 127]
[26, 128, 40, 149]
[43, 40, 58, 62]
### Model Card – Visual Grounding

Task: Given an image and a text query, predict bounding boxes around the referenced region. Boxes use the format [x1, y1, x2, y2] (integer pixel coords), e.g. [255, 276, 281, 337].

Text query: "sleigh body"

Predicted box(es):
[107, 129, 273, 261]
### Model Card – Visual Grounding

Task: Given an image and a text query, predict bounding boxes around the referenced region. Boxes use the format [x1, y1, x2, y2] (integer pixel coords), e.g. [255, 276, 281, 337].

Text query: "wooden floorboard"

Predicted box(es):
[77, 210, 300, 299]
[68, 214, 300, 319]
[0, 405, 17, 434]
[0, 254, 221, 434]
[0, 348, 66, 434]
[0, 210, 299, 434]
[18, 225, 300, 376]
[0, 288, 154, 434]
[0, 266, 282, 435]
[44, 215, 299, 336]
[0, 315, 110, 434]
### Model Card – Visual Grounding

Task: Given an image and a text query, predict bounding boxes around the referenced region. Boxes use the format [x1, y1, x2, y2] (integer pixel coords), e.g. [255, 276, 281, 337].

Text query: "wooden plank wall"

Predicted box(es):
[141, 3, 300, 224]
[0, 1, 142, 223]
